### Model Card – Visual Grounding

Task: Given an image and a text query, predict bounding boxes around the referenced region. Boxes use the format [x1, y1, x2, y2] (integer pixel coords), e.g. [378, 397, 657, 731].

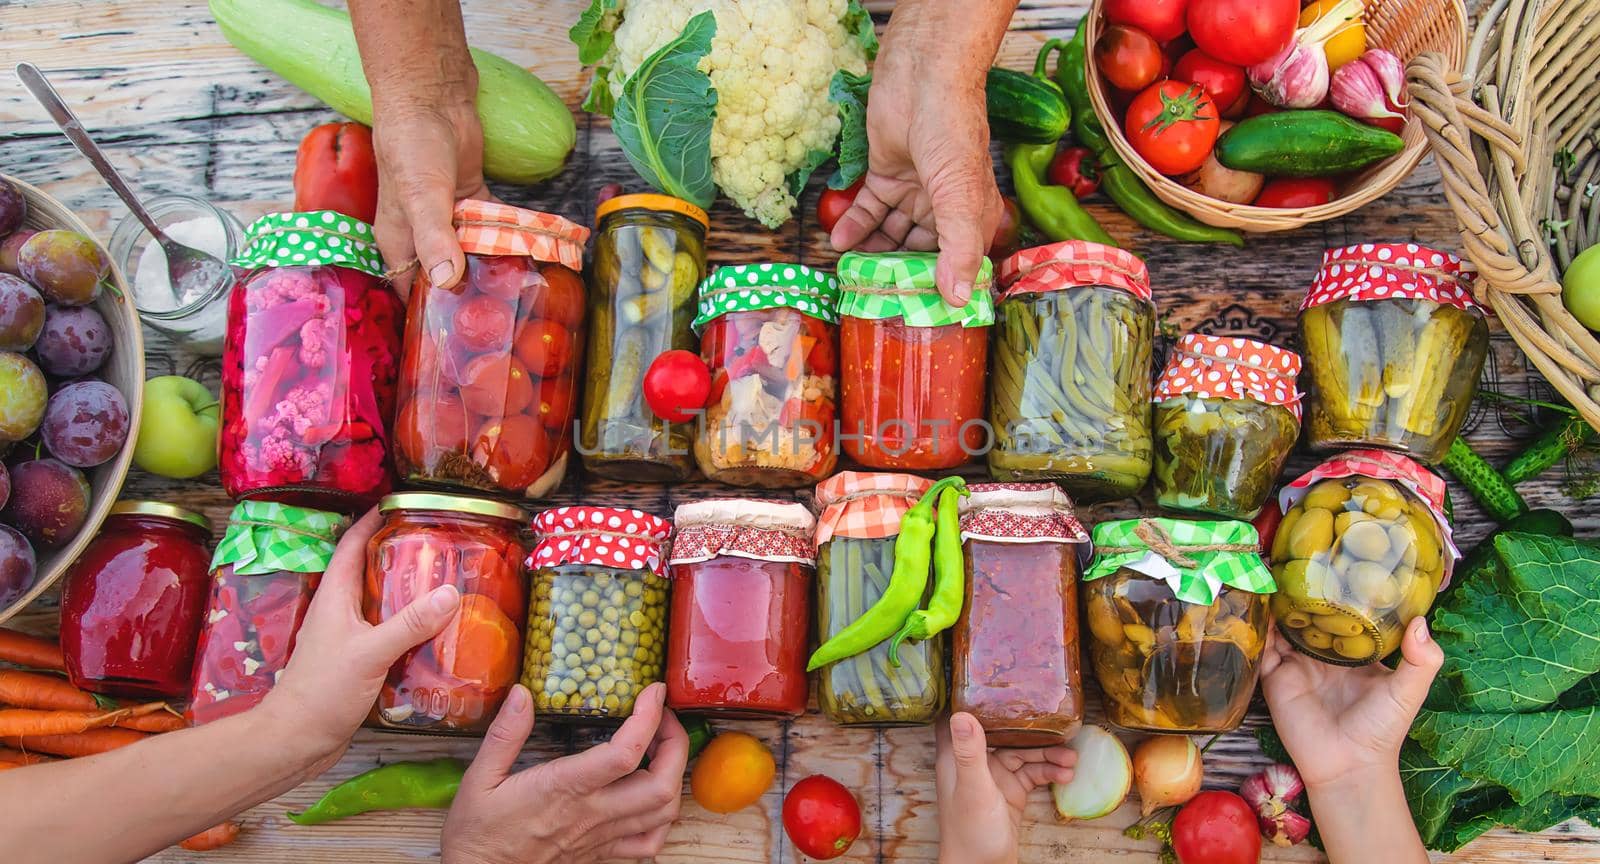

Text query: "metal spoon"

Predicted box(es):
[16, 62, 230, 305]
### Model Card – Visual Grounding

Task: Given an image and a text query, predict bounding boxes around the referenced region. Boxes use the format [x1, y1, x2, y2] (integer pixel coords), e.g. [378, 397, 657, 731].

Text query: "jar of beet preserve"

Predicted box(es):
[59, 502, 213, 699]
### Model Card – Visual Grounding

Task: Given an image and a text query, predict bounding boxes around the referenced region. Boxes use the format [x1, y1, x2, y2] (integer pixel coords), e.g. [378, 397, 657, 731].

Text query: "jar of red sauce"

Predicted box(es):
[836, 252, 993, 470]
[59, 502, 213, 698]
[666, 499, 814, 717]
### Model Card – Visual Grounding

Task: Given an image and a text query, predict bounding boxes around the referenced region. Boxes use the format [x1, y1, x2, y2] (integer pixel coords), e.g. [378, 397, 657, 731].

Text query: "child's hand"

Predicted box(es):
[934, 713, 1076, 864]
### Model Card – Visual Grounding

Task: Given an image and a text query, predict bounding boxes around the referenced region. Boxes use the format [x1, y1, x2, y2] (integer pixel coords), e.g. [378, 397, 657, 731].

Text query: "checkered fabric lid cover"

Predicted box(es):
[452, 199, 588, 271]
[835, 251, 995, 328]
[1155, 334, 1304, 420]
[693, 263, 841, 331]
[231, 211, 385, 277]
[668, 499, 817, 565]
[958, 482, 1088, 544]
[211, 500, 348, 576]
[998, 240, 1151, 301]
[1301, 243, 1480, 312]
[813, 471, 933, 544]
[1085, 518, 1276, 606]
[529, 506, 673, 577]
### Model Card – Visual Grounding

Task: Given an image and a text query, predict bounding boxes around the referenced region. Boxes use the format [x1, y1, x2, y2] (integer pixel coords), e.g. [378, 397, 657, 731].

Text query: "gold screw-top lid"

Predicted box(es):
[108, 500, 211, 532]
[378, 492, 526, 523]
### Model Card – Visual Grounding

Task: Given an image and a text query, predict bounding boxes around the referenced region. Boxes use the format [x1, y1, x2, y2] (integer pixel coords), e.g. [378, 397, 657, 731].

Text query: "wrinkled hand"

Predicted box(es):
[934, 713, 1075, 864]
[442, 682, 689, 864]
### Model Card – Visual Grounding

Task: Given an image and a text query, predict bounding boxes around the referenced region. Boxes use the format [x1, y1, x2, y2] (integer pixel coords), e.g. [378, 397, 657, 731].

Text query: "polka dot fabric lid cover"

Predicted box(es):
[1155, 334, 1304, 420]
[998, 240, 1151, 302]
[452, 199, 589, 271]
[693, 263, 841, 332]
[231, 211, 386, 277]
[1302, 243, 1480, 312]
[529, 506, 673, 577]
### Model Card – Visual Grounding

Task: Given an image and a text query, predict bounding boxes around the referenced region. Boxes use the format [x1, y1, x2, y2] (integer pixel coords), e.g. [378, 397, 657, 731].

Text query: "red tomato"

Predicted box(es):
[642, 350, 711, 423]
[292, 122, 379, 224]
[1125, 81, 1220, 175]
[1252, 501, 1283, 561]
[534, 376, 575, 432]
[988, 196, 1024, 262]
[537, 263, 587, 329]
[1186, 0, 1298, 67]
[1104, 0, 1188, 43]
[452, 294, 516, 354]
[1171, 791, 1262, 864]
[1172, 49, 1246, 117]
[1255, 177, 1338, 208]
[396, 393, 469, 465]
[471, 414, 550, 491]
[514, 319, 571, 378]
[816, 180, 862, 234]
[460, 354, 534, 416]
[782, 776, 861, 861]
[1047, 147, 1100, 197]
[1095, 24, 1167, 93]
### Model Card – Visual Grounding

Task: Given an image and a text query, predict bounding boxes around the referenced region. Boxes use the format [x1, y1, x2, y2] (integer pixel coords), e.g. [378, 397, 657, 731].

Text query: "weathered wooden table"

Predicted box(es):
[3, 1, 1597, 861]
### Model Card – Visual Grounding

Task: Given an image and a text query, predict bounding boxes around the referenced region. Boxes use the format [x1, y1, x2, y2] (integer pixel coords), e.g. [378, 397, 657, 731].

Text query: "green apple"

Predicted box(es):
[1563, 244, 1600, 330]
[134, 375, 220, 479]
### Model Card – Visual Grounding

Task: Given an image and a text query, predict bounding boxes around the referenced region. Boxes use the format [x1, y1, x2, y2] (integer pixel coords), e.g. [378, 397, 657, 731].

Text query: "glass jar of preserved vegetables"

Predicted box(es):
[221, 211, 404, 511]
[60, 502, 212, 699]
[1270, 450, 1457, 666]
[666, 499, 814, 718]
[813, 471, 946, 725]
[955, 483, 1088, 747]
[693, 264, 840, 487]
[580, 195, 707, 482]
[1083, 518, 1275, 733]
[525, 506, 673, 720]
[989, 241, 1154, 502]
[1153, 334, 1302, 519]
[394, 201, 588, 500]
[365, 493, 527, 734]
[1300, 244, 1488, 464]
[189, 502, 345, 724]
[836, 252, 993, 471]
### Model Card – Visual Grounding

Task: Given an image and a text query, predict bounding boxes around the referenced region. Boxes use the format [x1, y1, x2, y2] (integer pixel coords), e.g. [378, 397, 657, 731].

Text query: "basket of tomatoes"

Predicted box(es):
[1082, 0, 1466, 232]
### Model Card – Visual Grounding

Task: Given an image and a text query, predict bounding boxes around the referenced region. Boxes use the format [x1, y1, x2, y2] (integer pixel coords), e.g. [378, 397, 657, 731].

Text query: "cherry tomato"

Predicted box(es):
[471, 414, 550, 491]
[536, 263, 587, 329]
[1095, 24, 1167, 93]
[988, 195, 1024, 262]
[452, 294, 516, 354]
[1186, 0, 1298, 68]
[816, 179, 863, 234]
[533, 376, 575, 432]
[782, 775, 861, 861]
[642, 349, 711, 423]
[1254, 177, 1338, 208]
[459, 354, 534, 416]
[514, 319, 571, 378]
[1047, 147, 1101, 197]
[1104, 0, 1189, 43]
[1171, 791, 1262, 864]
[1172, 49, 1246, 117]
[1125, 81, 1220, 176]
[691, 732, 776, 814]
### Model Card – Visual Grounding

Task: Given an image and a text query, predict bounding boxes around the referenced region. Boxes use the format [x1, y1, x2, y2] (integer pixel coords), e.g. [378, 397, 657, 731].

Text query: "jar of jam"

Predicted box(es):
[954, 483, 1089, 748]
[1153, 335, 1302, 519]
[693, 263, 840, 488]
[394, 200, 588, 499]
[836, 252, 993, 471]
[59, 502, 212, 698]
[365, 493, 527, 734]
[220, 211, 404, 511]
[1083, 518, 1274, 733]
[524, 506, 672, 720]
[188, 502, 346, 724]
[1300, 244, 1488, 464]
[580, 195, 707, 482]
[989, 241, 1154, 502]
[666, 499, 814, 717]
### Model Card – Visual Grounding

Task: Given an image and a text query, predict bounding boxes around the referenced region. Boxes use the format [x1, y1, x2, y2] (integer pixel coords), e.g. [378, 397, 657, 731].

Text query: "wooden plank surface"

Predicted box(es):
[2, 0, 1598, 861]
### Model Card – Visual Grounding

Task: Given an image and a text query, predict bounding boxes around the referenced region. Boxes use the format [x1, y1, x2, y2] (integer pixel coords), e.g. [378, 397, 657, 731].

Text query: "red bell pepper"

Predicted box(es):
[293, 122, 380, 224]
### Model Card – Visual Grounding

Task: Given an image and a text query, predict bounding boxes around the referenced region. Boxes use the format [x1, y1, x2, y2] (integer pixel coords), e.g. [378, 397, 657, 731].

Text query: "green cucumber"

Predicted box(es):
[986, 67, 1070, 145]
[1214, 111, 1404, 177]
[1441, 437, 1529, 525]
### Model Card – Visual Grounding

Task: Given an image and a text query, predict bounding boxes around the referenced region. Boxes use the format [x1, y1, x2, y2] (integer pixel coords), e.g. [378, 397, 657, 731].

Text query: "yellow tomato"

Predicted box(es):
[1300, 0, 1368, 70]
[690, 732, 776, 814]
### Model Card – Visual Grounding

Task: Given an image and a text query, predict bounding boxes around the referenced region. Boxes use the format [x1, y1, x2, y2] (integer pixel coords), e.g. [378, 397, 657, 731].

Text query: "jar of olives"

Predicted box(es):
[524, 506, 672, 720]
[1270, 450, 1457, 666]
[1152, 334, 1302, 519]
[1083, 518, 1275, 733]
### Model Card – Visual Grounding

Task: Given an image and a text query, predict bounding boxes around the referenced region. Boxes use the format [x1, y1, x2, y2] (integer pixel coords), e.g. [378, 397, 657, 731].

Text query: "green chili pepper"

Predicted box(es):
[287, 758, 466, 826]
[1007, 142, 1118, 247]
[887, 482, 969, 667]
[806, 476, 967, 671]
[640, 714, 713, 770]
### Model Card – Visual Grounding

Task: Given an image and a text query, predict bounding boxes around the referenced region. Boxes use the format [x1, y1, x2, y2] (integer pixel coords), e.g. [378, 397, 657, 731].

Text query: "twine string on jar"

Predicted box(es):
[1336, 257, 1466, 286]
[536, 527, 669, 545]
[227, 518, 344, 544]
[1172, 345, 1290, 378]
[844, 279, 995, 299]
[1095, 518, 1259, 569]
[1026, 258, 1147, 291]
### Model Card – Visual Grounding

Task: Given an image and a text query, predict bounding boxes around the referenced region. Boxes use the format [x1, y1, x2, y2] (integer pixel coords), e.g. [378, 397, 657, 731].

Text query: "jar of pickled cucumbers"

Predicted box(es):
[1299, 244, 1488, 465]
[1152, 335, 1302, 519]
[989, 241, 1154, 503]
[1083, 518, 1274, 733]
[524, 506, 672, 720]
[1269, 450, 1457, 666]
[813, 471, 946, 726]
[579, 195, 707, 482]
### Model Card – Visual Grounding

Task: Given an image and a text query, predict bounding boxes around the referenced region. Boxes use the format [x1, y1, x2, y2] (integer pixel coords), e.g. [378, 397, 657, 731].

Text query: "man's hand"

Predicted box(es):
[934, 712, 1075, 864]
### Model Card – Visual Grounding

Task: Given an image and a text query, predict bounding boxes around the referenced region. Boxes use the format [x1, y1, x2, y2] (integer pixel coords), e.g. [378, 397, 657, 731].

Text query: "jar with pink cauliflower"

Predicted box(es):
[219, 211, 403, 511]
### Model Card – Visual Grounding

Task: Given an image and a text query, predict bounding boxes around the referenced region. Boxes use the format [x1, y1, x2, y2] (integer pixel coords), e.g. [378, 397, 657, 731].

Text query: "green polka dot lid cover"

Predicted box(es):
[231, 211, 386, 277]
[693, 262, 842, 333]
[835, 251, 995, 328]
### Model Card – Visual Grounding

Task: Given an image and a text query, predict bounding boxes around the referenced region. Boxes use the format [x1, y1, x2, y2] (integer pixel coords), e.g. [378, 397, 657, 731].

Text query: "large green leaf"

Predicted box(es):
[1412, 706, 1600, 803]
[843, 0, 879, 60]
[612, 11, 718, 208]
[788, 147, 833, 197]
[1400, 741, 1600, 852]
[570, 0, 620, 66]
[828, 69, 871, 190]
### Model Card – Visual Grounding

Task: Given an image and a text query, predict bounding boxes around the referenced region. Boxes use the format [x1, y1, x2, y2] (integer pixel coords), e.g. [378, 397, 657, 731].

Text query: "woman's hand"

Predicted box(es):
[933, 712, 1075, 864]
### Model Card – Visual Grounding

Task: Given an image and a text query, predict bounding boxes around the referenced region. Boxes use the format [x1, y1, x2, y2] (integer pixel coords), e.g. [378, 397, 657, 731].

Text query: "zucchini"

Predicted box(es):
[1214, 111, 1403, 177]
[986, 67, 1070, 145]
[210, 0, 574, 185]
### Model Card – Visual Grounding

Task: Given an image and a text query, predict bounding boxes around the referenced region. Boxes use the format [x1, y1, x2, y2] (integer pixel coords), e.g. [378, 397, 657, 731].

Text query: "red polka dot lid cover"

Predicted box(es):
[1155, 334, 1304, 420]
[1301, 243, 1480, 312]
[998, 240, 1151, 301]
[529, 506, 673, 577]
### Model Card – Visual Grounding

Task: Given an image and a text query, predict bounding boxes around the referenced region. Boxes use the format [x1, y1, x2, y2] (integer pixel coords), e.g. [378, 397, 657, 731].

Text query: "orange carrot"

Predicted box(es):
[0, 746, 53, 766]
[0, 629, 65, 672]
[114, 709, 188, 734]
[0, 669, 98, 711]
[179, 821, 241, 851]
[3, 727, 149, 757]
[0, 703, 165, 738]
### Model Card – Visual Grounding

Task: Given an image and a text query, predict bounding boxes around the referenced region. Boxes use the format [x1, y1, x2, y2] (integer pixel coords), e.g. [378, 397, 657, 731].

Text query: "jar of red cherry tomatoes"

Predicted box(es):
[693, 263, 840, 488]
[836, 252, 993, 470]
[394, 200, 589, 500]
[59, 502, 212, 699]
[220, 211, 404, 512]
[187, 501, 346, 724]
[364, 493, 527, 734]
[665, 499, 814, 718]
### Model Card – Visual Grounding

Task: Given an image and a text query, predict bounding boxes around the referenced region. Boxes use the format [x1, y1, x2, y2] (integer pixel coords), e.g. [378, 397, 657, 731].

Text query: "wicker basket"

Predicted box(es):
[0, 176, 144, 625]
[1084, 0, 1468, 232]
[1409, 0, 1600, 432]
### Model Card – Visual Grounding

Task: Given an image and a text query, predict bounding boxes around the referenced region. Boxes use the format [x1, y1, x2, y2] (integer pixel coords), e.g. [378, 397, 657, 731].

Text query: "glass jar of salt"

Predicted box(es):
[110, 195, 243, 355]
